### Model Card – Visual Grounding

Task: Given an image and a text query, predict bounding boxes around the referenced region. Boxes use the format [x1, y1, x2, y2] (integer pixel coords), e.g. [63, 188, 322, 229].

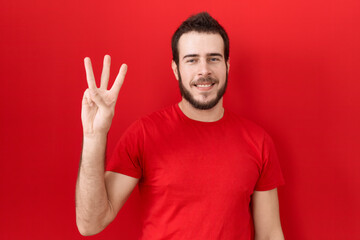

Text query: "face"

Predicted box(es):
[172, 31, 229, 110]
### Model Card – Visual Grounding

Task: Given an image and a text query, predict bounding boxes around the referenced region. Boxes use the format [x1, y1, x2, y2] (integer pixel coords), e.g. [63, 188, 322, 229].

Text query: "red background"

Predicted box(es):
[0, 0, 359, 239]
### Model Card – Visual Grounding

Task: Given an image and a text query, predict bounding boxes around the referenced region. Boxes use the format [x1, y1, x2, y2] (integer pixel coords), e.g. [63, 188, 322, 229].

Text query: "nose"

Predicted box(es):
[198, 59, 211, 77]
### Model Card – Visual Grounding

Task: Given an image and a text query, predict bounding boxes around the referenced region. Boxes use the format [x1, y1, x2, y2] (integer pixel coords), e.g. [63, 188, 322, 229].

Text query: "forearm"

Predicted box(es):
[75, 133, 113, 236]
[254, 230, 285, 240]
[255, 236, 284, 240]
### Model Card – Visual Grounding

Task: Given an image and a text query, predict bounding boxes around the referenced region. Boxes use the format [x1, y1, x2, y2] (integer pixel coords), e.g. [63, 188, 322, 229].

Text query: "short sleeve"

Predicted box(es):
[254, 132, 285, 191]
[105, 119, 144, 179]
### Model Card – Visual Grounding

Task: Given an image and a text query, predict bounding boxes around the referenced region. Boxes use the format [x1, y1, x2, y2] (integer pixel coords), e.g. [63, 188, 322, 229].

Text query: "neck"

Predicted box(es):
[178, 98, 224, 122]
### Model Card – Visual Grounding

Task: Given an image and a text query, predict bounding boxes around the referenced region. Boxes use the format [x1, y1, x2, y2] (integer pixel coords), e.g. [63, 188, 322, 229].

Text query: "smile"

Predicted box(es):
[194, 83, 215, 91]
[194, 83, 215, 87]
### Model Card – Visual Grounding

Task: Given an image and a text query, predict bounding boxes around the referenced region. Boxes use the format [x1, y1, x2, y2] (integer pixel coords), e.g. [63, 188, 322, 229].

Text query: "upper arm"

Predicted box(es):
[104, 171, 140, 220]
[252, 188, 285, 240]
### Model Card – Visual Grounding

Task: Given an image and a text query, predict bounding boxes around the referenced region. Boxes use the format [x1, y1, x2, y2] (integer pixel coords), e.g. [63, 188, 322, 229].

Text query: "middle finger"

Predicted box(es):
[100, 55, 111, 90]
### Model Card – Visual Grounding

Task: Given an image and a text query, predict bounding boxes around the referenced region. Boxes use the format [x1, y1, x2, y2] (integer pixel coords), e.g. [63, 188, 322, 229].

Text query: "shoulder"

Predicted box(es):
[143, 104, 177, 121]
[225, 109, 268, 139]
[127, 104, 175, 124]
[118, 106, 175, 140]
[133, 104, 179, 130]
[225, 109, 278, 160]
[223, 109, 279, 154]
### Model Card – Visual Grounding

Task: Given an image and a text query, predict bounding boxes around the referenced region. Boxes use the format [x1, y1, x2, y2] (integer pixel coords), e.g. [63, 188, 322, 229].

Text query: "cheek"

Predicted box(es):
[216, 67, 227, 80]
[179, 69, 195, 84]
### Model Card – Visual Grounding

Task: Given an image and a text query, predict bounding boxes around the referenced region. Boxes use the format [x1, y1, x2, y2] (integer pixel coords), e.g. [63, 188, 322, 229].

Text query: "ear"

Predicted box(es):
[172, 60, 179, 81]
[226, 58, 230, 73]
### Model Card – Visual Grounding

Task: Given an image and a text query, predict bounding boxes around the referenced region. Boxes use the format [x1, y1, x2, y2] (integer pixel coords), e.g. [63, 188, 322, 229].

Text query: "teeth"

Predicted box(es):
[197, 84, 212, 87]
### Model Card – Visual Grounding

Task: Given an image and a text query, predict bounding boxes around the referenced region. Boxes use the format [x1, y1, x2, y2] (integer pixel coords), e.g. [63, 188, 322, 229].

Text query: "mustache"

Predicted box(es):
[191, 76, 219, 85]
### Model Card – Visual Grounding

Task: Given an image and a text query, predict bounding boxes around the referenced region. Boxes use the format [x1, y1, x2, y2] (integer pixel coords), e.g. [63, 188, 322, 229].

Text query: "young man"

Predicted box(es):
[76, 12, 285, 239]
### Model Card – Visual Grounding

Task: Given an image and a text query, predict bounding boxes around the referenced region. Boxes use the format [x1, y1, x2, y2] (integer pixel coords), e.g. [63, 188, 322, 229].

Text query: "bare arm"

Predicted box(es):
[252, 188, 285, 240]
[75, 55, 139, 236]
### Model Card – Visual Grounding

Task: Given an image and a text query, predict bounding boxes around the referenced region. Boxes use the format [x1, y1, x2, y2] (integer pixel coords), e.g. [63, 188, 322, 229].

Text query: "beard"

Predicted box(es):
[178, 66, 228, 110]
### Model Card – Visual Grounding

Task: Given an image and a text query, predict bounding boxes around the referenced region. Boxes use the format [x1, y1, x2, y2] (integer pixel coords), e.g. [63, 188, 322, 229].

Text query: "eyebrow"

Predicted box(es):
[182, 53, 223, 60]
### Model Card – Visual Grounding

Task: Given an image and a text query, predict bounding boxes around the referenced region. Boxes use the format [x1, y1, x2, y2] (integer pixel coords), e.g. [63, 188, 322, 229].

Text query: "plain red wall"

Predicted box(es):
[1, 0, 359, 239]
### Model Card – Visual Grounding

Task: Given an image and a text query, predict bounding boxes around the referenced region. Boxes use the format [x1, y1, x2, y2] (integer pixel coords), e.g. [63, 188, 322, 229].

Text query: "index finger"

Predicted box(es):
[84, 57, 97, 89]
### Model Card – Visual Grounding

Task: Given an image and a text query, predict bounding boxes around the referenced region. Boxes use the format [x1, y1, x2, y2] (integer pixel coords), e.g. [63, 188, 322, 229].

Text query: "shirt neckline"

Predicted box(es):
[174, 103, 228, 125]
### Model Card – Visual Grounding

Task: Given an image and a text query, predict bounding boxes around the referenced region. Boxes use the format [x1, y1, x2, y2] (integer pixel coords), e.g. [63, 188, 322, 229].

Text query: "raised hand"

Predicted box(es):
[81, 55, 127, 136]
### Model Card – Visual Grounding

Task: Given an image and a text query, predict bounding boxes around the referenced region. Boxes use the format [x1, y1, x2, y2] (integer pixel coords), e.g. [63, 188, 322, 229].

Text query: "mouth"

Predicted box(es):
[191, 76, 218, 91]
[193, 82, 216, 91]
[194, 83, 215, 87]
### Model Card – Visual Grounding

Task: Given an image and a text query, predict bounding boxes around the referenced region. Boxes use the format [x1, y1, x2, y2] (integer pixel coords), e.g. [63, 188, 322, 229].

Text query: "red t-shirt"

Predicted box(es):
[106, 104, 285, 240]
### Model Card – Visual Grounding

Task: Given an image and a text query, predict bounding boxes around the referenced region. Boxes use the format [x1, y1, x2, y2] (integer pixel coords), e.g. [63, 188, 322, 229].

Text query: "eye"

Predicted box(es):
[209, 57, 220, 62]
[186, 58, 197, 63]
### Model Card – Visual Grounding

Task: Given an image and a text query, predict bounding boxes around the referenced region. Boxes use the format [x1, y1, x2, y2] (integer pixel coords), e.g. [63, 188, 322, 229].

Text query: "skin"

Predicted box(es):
[252, 188, 285, 240]
[172, 31, 229, 122]
[76, 56, 139, 236]
[76, 32, 284, 239]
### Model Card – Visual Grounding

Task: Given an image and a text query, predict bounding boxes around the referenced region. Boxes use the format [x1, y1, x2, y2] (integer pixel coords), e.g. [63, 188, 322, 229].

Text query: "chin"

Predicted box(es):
[178, 75, 227, 110]
[189, 98, 221, 110]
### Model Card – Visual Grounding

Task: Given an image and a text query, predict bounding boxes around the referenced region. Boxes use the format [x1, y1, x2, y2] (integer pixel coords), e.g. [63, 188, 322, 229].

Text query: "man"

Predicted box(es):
[76, 12, 285, 240]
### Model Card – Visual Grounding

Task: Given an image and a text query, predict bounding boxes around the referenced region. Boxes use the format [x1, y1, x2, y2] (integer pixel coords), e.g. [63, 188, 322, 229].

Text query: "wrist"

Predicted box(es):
[81, 133, 108, 160]
[82, 132, 108, 149]
[83, 131, 108, 140]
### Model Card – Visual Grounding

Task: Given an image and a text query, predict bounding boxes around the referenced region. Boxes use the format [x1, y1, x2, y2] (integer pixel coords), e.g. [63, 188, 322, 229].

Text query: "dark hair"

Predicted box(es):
[171, 12, 229, 65]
